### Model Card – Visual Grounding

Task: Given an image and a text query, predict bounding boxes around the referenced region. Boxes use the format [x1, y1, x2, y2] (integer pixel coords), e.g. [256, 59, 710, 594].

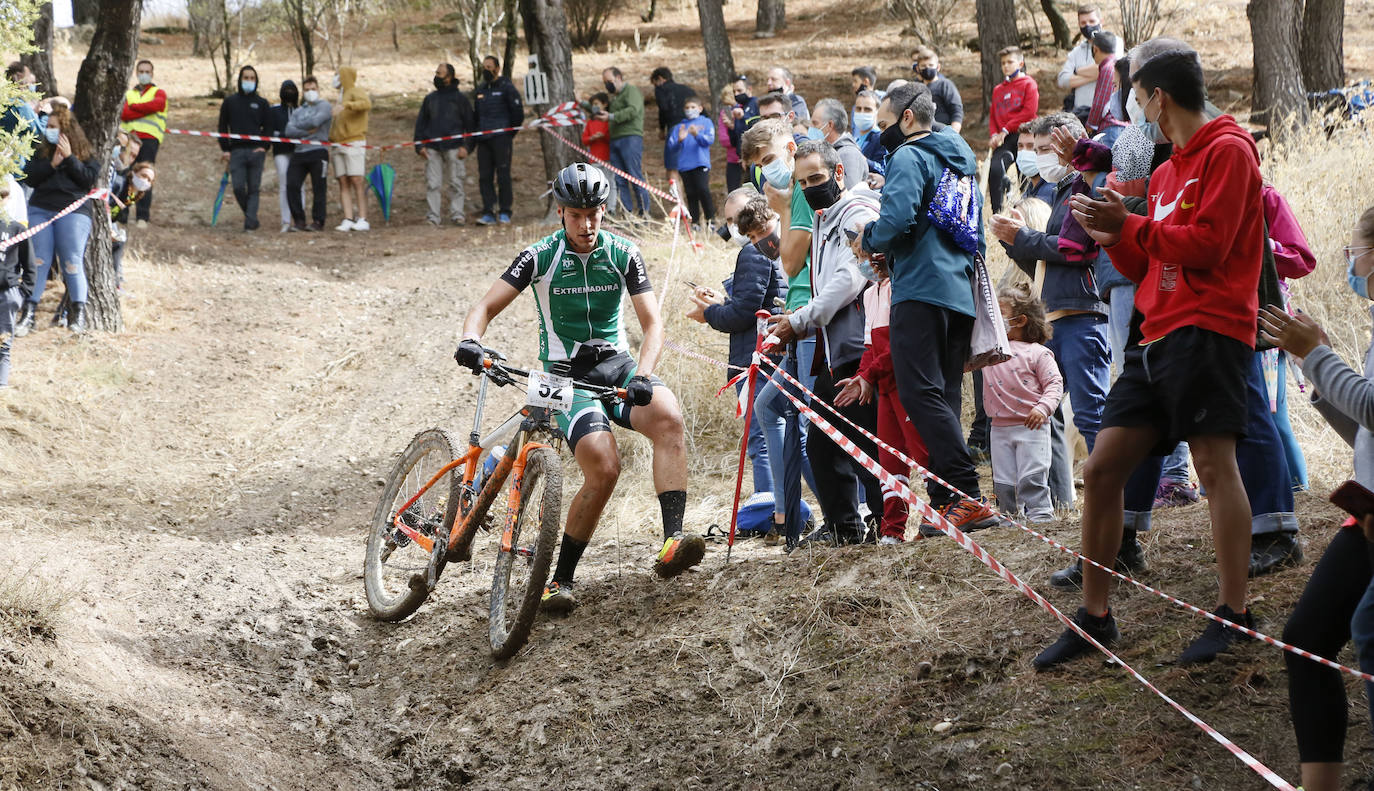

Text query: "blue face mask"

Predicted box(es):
[241, 80, 257, 94]
[761, 157, 793, 190]
[805, 125, 824, 141]
[853, 111, 876, 132]
[857, 257, 882, 282]
[1348, 249, 1372, 299]
[43, 125, 60, 144]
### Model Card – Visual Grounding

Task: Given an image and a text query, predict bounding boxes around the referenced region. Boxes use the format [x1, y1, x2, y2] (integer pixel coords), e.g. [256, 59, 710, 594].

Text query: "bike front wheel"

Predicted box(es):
[489, 446, 562, 659]
[364, 428, 461, 622]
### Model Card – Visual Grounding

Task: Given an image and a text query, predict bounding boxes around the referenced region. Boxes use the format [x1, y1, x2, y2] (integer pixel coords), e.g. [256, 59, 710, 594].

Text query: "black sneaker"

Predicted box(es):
[1177, 604, 1254, 665]
[1032, 607, 1120, 670]
[798, 526, 839, 548]
[1249, 533, 1302, 578]
[1049, 531, 1147, 590]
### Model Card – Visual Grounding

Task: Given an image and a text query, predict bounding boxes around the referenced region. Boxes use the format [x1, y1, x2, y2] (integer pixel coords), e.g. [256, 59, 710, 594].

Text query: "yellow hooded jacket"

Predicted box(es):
[328, 67, 371, 143]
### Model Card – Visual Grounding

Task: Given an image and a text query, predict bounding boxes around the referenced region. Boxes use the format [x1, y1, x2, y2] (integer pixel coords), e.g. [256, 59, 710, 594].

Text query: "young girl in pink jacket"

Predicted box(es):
[982, 286, 1064, 522]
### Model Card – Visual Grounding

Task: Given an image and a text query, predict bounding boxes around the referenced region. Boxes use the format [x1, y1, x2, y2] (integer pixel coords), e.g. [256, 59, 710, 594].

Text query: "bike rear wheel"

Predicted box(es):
[488, 446, 562, 659]
[364, 428, 461, 622]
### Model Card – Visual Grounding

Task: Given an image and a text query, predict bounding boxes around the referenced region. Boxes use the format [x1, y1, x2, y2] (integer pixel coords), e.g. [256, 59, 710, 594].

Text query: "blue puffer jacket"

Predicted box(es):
[1001, 173, 1108, 316]
[704, 243, 788, 378]
[861, 127, 982, 316]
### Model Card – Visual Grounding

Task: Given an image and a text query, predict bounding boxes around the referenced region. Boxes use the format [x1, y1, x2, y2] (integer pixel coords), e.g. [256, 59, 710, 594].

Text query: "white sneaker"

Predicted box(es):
[335, 218, 356, 232]
[280, 223, 291, 233]
[878, 535, 903, 546]
[135, 219, 148, 229]
[351, 218, 370, 231]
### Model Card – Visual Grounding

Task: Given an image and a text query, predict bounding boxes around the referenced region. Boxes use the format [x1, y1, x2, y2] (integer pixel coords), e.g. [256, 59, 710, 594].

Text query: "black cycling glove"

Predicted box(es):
[626, 375, 655, 407]
[454, 338, 485, 372]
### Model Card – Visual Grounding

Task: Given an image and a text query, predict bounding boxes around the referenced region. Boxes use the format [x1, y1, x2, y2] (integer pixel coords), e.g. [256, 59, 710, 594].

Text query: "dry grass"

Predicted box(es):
[0, 564, 69, 645]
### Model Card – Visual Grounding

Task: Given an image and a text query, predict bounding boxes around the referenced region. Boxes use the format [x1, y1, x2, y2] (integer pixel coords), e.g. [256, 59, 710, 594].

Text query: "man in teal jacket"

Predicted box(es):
[598, 67, 650, 217]
[858, 80, 999, 532]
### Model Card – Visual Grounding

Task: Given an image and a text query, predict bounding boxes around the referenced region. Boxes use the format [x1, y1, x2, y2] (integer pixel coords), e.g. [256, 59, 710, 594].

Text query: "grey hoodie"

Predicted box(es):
[285, 97, 333, 156]
[1304, 313, 1374, 490]
[789, 185, 881, 371]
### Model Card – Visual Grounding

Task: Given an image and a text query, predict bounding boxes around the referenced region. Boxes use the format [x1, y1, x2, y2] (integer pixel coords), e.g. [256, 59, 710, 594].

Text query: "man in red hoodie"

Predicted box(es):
[1034, 39, 1262, 669]
[987, 46, 1039, 214]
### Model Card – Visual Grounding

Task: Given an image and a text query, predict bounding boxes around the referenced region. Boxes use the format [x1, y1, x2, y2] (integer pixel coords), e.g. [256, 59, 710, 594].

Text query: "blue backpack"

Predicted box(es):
[733, 492, 813, 536]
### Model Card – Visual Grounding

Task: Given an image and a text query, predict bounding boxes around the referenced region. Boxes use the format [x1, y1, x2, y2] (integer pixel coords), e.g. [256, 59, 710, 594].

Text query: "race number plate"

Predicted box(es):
[526, 370, 573, 413]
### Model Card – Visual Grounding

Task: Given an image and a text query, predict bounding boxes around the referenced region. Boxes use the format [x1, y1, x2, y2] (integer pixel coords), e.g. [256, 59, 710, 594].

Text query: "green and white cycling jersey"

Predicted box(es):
[499, 229, 654, 363]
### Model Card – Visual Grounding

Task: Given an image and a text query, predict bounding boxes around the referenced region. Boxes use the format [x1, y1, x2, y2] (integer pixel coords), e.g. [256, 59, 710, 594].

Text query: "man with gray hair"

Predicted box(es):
[766, 66, 809, 123]
[810, 98, 869, 184]
[857, 80, 1000, 532]
[766, 140, 883, 546]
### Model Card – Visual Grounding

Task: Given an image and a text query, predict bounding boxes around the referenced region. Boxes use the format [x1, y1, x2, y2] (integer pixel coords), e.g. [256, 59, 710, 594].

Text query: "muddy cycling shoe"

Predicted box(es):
[1032, 607, 1120, 670]
[654, 532, 706, 578]
[763, 528, 784, 546]
[540, 580, 577, 614]
[1177, 604, 1254, 665]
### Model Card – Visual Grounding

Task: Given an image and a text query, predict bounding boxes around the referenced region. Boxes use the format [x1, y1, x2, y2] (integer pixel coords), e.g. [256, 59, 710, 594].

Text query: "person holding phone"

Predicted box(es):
[1260, 204, 1374, 791]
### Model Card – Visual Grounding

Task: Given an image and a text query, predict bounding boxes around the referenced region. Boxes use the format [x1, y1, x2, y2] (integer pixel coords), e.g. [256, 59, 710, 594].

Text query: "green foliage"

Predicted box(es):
[0, 0, 42, 199]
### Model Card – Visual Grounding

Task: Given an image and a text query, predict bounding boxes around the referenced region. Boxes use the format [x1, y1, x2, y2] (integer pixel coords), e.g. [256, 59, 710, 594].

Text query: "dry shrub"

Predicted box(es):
[0, 565, 69, 645]
[1264, 118, 1374, 487]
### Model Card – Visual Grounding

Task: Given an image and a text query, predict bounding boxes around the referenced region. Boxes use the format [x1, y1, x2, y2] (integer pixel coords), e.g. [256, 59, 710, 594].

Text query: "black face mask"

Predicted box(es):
[483, 69, 497, 82]
[880, 123, 909, 154]
[1080, 24, 1100, 40]
[754, 230, 782, 260]
[802, 176, 842, 211]
[734, 92, 749, 105]
[605, 80, 618, 94]
[434, 76, 448, 90]
[919, 67, 938, 81]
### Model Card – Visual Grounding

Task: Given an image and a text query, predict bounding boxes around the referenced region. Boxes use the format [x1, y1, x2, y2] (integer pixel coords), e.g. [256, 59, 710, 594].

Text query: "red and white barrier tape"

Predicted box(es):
[754, 355, 1374, 684]
[663, 338, 746, 372]
[0, 188, 108, 252]
[536, 124, 677, 204]
[763, 372, 1296, 791]
[167, 102, 583, 152]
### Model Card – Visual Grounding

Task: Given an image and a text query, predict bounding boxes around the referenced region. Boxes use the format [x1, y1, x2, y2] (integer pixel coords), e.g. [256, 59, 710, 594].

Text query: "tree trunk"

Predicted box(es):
[503, 0, 520, 80]
[1041, 0, 1071, 50]
[21, 3, 59, 98]
[521, 0, 577, 225]
[754, 0, 785, 37]
[975, 0, 1019, 121]
[1248, 0, 1308, 131]
[1300, 0, 1345, 93]
[73, 0, 143, 333]
[697, 0, 736, 110]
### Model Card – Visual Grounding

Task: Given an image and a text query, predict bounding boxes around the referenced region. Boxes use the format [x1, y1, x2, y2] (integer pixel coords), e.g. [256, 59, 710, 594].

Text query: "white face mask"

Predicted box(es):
[304, 89, 320, 103]
[132, 175, 152, 192]
[1037, 152, 1070, 183]
[1124, 89, 1143, 126]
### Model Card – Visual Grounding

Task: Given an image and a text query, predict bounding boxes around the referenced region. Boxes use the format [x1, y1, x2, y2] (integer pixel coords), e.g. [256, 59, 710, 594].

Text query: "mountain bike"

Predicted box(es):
[362, 347, 626, 659]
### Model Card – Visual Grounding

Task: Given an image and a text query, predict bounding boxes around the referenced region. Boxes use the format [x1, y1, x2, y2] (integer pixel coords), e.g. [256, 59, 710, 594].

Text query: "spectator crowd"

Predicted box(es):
[4, 10, 1374, 787]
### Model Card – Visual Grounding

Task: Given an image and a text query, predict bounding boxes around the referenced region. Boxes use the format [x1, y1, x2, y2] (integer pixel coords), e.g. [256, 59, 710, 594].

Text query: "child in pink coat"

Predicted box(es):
[982, 286, 1064, 522]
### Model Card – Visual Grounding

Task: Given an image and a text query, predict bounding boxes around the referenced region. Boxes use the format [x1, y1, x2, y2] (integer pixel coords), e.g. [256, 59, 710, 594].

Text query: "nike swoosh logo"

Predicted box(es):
[1154, 179, 1200, 221]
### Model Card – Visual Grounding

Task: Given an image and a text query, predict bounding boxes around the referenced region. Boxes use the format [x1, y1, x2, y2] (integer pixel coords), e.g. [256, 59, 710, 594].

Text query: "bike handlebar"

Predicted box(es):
[474, 350, 626, 403]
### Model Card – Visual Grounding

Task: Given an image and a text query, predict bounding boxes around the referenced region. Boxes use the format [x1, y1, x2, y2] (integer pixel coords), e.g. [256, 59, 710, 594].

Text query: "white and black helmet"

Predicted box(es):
[552, 163, 611, 208]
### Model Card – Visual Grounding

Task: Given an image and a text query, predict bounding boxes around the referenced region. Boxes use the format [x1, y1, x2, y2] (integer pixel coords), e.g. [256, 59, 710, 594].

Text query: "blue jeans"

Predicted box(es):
[0, 285, 19, 386]
[609, 135, 650, 215]
[1351, 577, 1374, 731]
[1122, 351, 1295, 535]
[1047, 313, 1111, 453]
[755, 338, 819, 536]
[1274, 353, 1308, 490]
[1105, 285, 1135, 378]
[1161, 441, 1190, 483]
[27, 206, 92, 305]
[736, 377, 772, 495]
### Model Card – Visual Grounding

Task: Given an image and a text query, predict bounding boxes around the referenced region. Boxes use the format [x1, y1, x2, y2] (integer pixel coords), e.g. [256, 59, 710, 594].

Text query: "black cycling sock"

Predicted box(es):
[552, 535, 588, 585]
[659, 490, 687, 540]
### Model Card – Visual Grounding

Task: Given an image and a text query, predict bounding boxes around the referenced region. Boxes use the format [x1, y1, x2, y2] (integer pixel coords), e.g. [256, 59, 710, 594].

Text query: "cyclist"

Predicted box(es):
[455, 163, 705, 613]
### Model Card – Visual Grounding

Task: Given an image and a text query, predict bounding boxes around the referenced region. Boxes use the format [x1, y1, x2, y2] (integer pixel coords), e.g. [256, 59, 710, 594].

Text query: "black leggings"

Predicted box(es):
[1284, 526, 1374, 763]
[679, 166, 714, 225]
[986, 133, 1019, 215]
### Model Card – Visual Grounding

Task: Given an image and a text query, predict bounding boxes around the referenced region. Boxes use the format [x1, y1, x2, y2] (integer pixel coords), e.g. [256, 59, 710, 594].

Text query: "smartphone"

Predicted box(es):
[1330, 480, 1374, 518]
[683, 279, 699, 290]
